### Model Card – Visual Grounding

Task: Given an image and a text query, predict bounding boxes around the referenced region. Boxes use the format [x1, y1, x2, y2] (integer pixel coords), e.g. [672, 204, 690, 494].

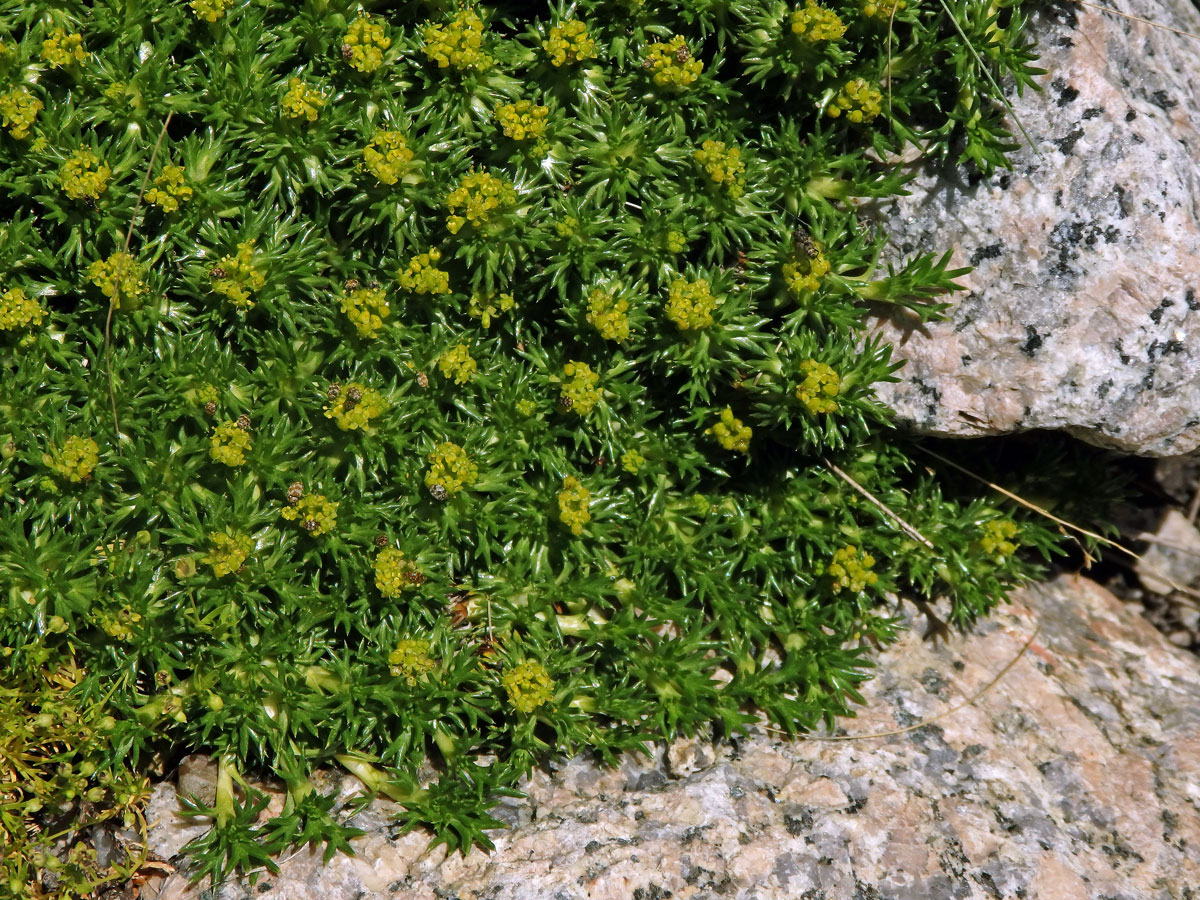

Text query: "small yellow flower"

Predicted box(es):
[397, 249, 450, 295]
[543, 19, 598, 67]
[795, 360, 840, 414]
[515, 398, 536, 417]
[104, 81, 126, 101]
[643, 35, 703, 88]
[196, 383, 220, 406]
[45, 435, 99, 482]
[862, 0, 907, 20]
[502, 660, 555, 713]
[620, 449, 645, 474]
[375, 549, 424, 597]
[790, 2, 846, 42]
[423, 9, 493, 72]
[977, 519, 1019, 558]
[707, 407, 751, 453]
[99, 607, 142, 642]
[782, 245, 831, 294]
[362, 131, 414, 186]
[664, 278, 719, 331]
[826, 77, 884, 124]
[201, 530, 253, 577]
[694, 140, 746, 198]
[340, 285, 390, 338]
[323, 382, 385, 431]
[209, 420, 251, 466]
[281, 492, 338, 536]
[425, 442, 477, 497]
[281, 78, 325, 122]
[665, 230, 688, 254]
[560, 361, 601, 415]
[438, 343, 477, 385]
[342, 14, 391, 73]
[88, 252, 148, 308]
[59, 149, 111, 201]
[189, 0, 234, 22]
[389, 639, 437, 685]
[41, 27, 86, 68]
[445, 169, 516, 235]
[211, 241, 266, 309]
[829, 545, 878, 593]
[557, 475, 591, 535]
[585, 289, 631, 343]
[144, 164, 193, 213]
[0, 88, 43, 139]
[494, 99, 550, 142]
[0, 287, 45, 331]
[467, 291, 514, 328]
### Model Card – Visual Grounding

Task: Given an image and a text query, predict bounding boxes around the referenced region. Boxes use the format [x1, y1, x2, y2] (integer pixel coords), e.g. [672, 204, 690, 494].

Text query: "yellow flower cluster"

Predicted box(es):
[342, 15, 390, 73]
[495, 100, 549, 142]
[977, 519, 1019, 558]
[144, 164, 193, 213]
[644, 35, 703, 88]
[826, 77, 884, 123]
[426, 442, 477, 497]
[41, 27, 85, 68]
[829, 545, 878, 593]
[862, 0, 907, 19]
[543, 19, 597, 67]
[201, 531, 253, 577]
[621, 449, 645, 474]
[795, 359, 840, 413]
[515, 398, 536, 416]
[389, 639, 437, 685]
[423, 9, 493, 72]
[782, 249, 831, 294]
[560, 361, 601, 415]
[340, 285, 390, 338]
[324, 382, 385, 431]
[790, 2, 846, 42]
[665, 278, 718, 331]
[502, 660, 555, 713]
[99, 607, 142, 642]
[46, 435, 99, 482]
[397, 249, 450, 295]
[362, 131, 414, 186]
[375, 549, 424, 597]
[0, 287, 45, 330]
[438, 343, 477, 385]
[88, 252, 147, 308]
[211, 241, 266, 309]
[196, 383, 219, 406]
[585, 289, 631, 342]
[104, 81, 127, 101]
[281, 78, 325, 122]
[666, 230, 688, 253]
[445, 169, 516, 235]
[707, 407, 751, 452]
[189, 0, 233, 22]
[59, 149, 111, 200]
[281, 493, 338, 536]
[0, 88, 42, 139]
[468, 291, 514, 328]
[694, 140, 746, 198]
[557, 475, 591, 535]
[209, 420, 251, 466]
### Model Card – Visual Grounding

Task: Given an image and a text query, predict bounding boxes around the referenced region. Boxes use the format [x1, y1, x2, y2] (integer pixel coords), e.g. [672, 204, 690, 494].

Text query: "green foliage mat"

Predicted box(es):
[0, 0, 1117, 891]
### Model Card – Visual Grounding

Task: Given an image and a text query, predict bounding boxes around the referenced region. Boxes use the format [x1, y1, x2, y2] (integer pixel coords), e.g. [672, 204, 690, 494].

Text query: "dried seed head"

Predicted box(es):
[558, 394, 574, 412]
[341, 43, 354, 60]
[429, 483, 449, 501]
[367, 280, 381, 290]
[209, 266, 227, 280]
[406, 569, 426, 585]
[204, 401, 217, 416]
[327, 382, 341, 402]
[793, 229, 819, 259]
[344, 278, 360, 292]
[236, 414, 251, 432]
[416, 371, 429, 389]
[301, 518, 319, 533]
[674, 45, 691, 62]
[286, 481, 305, 505]
[374, 533, 388, 548]
[342, 386, 362, 412]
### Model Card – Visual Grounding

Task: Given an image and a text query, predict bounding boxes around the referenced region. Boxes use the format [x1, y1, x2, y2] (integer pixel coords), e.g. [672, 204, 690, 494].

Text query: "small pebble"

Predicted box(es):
[1167, 630, 1193, 647]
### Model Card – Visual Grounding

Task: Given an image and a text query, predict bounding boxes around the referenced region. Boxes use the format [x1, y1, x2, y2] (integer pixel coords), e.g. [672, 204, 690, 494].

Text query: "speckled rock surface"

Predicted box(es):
[867, 0, 1200, 455]
[143, 574, 1200, 900]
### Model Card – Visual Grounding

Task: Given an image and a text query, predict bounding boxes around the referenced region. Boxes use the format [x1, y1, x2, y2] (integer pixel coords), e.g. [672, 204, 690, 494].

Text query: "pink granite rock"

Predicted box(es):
[866, 0, 1200, 456]
[143, 574, 1200, 900]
